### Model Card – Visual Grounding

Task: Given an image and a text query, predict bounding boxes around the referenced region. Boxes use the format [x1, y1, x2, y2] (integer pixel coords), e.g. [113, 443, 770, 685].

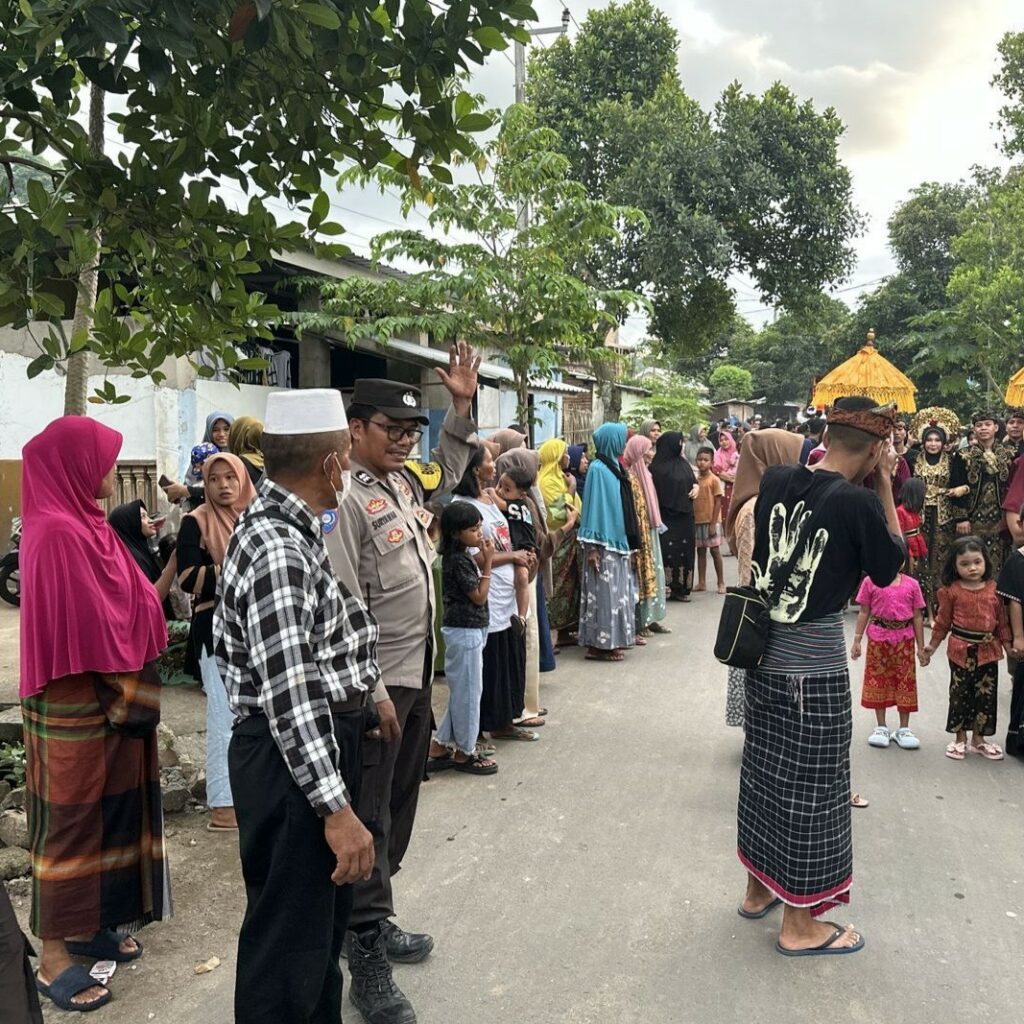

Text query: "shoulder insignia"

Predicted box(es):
[354, 469, 374, 486]
[320, 509, 338, 535]
[404, 460, 442, 493]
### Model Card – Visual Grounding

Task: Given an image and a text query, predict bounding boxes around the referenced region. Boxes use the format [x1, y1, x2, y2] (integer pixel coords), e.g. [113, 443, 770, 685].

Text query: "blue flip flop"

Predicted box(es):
[66, 927, 143, 963]
[737, 897, 783, 920]
[775, 922, 865, 957]
[37, 963, 112, 1012]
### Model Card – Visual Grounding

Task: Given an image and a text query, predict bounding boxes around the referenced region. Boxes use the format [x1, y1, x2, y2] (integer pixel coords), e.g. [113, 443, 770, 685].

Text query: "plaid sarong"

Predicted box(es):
[737, 613, 853, 917]
[22, 667, 171, 939]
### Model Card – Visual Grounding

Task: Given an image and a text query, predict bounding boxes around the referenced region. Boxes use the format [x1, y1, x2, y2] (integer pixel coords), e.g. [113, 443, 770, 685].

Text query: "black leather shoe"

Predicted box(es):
[381, 920, 434, 964]
[348, 927, 417, 1024]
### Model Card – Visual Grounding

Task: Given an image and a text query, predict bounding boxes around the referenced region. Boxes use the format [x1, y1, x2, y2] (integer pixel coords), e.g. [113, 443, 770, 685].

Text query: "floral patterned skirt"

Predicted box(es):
[946, 646, 998, 736]
[578, 547, 637, 652]
[860, 637, 918, 712]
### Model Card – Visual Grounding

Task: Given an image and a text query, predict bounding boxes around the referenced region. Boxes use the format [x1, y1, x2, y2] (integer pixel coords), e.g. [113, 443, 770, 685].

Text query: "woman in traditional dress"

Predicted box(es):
[177, 452, 257, 831]
[713, 430, 740, 554]
[538, 438, 583, 645]
[451, 446, 536, 740]
[650, 431, 698, 602]
[911, 408, 962, 623]
[20, 418, 169, 1013]
[623, 434, 670, 637]
[227, 415, 265, 486]
[723, 429, 804, 727]
[578, 423, 640, 662]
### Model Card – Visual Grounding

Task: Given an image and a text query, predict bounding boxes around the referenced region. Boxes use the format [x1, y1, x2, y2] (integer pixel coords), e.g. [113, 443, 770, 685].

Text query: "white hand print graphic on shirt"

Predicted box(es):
[751, 500, 829, 623]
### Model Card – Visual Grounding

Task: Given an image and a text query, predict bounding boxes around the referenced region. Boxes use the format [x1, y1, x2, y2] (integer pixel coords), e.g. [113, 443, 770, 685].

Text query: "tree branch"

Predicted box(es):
[0, 154, 62, 176]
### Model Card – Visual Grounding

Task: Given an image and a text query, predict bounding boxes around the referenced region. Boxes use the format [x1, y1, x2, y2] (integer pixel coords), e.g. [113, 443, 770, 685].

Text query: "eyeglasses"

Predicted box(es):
[364, 419, 423, 443]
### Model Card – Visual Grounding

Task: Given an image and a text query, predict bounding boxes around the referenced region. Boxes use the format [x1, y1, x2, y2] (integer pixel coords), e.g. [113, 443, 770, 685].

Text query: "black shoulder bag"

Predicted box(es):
[714, 476, 846, 669]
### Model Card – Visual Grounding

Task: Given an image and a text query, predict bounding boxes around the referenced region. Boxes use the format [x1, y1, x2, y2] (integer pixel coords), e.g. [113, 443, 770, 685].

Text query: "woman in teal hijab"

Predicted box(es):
[578, 423, 641, 661]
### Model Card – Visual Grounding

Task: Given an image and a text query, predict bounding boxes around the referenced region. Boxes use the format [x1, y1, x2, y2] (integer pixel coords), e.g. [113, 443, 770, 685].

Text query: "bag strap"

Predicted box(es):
[762, 474, 848, 608]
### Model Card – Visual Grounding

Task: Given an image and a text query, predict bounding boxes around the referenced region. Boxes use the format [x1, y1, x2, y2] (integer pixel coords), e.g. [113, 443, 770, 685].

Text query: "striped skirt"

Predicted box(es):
[22, 669, 171, 939]
[737, 614, 853, 917]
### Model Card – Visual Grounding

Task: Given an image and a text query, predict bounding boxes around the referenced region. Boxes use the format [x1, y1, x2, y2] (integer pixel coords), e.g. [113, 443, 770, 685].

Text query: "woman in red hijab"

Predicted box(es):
[20, 418, 169, 1013]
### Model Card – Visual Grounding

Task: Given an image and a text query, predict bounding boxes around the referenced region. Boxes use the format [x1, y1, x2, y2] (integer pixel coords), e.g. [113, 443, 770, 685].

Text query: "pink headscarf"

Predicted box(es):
[713, 430, 738, 475]
[187, 452, 257, 566]
[622, 434, 662, 529]
[19, 418, 167, 697]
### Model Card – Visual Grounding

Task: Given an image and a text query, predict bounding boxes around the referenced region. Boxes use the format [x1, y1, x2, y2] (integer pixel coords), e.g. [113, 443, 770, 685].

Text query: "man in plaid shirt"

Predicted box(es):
[215, 389, 388, 1024]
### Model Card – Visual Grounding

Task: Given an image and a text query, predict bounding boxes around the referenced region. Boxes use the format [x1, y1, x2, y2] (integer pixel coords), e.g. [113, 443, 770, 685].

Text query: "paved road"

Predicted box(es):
[15, 588, 1021, 1022]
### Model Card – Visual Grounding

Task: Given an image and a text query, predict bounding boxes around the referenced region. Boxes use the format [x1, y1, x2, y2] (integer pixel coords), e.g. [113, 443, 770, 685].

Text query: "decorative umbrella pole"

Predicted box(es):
[812, 329, 917, 413]
[1006, 365, 1024, 407]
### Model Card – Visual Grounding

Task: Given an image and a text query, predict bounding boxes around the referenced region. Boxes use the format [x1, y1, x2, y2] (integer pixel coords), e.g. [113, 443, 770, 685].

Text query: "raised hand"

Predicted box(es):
[434, 341, 481, 415]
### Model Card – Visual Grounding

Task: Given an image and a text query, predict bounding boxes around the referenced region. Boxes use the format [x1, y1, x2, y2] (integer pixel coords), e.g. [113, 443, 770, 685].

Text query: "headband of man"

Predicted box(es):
[827, 402, 898, 439]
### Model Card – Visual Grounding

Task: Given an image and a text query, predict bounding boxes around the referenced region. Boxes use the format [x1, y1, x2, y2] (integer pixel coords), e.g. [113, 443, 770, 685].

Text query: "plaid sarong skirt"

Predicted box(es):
[22, 670, 171, 939]
[737, 613, 853, 917]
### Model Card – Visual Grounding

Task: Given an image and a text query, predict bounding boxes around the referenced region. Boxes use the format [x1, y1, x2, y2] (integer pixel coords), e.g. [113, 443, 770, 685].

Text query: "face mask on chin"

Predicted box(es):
[323, 453, 347, 508]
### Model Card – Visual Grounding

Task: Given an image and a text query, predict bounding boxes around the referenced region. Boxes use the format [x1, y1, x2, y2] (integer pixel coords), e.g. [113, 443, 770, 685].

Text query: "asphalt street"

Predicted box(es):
[11, 585, 1022, 1023]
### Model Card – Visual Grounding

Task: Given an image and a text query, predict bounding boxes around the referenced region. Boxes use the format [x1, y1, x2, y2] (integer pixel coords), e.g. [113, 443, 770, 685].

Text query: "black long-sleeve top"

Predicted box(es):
[176, 515, 218, 668]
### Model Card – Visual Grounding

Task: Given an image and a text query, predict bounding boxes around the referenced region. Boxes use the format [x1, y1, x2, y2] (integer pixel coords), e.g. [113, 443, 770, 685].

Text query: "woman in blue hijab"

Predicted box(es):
[577, 424, 641, 661]
[567, 444, 589, 498]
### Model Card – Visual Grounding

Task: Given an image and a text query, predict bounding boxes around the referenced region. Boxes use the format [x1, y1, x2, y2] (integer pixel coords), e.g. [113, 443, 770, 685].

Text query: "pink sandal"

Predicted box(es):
[945, 741, 966, 760]
[968, 741, 1004, 760]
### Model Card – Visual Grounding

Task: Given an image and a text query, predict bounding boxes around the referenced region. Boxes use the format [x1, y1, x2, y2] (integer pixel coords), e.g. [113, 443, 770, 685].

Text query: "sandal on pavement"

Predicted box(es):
[66, 928, 142, 963]
[737, 897, 782, 920]
[945, 741, 966, 761]
[850, 793, 869, 808]
[775, 922, 864, 957]
[585, 649, 625, 661]
[206, 821, 239, 833]
[475, 741, 497, 755]
[515, 716, 545, 728]
[37, 964, 112, 1012]
[968, 741, 1004, 760]
[490, 727, 540, 742]
[648, 622, 672, 634]
[634, 635, 648, 646]
[452, 752, 498, 775]
[426, 750, 456, 772]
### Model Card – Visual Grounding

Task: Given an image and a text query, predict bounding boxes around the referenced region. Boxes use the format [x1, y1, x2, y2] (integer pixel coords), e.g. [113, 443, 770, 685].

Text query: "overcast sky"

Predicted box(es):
[328, 0, 1023, 337]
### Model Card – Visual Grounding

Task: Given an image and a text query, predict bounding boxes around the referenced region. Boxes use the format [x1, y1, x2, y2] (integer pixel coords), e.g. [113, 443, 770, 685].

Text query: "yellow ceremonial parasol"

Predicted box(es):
[812, 329, 917, 413]
[1006, 365, 1024, 407]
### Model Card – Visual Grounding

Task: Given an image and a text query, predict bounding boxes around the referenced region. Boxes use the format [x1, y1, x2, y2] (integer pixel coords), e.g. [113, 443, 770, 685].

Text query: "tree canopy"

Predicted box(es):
[288, 104, 649, 426]
[526, 0, 861, 358]
[0, 0, 533, 405]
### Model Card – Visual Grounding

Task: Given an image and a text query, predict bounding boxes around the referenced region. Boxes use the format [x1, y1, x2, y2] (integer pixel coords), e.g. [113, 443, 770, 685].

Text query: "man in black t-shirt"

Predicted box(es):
[737, 396, 906, 958]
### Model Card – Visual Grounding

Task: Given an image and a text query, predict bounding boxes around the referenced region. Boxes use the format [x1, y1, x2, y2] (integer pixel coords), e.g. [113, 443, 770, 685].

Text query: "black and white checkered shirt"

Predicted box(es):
[214, 480, 380, 816]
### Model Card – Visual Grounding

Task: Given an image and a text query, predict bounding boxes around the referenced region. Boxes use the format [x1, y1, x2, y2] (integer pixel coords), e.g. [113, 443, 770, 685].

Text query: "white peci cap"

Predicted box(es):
[264, 389, 348, 435]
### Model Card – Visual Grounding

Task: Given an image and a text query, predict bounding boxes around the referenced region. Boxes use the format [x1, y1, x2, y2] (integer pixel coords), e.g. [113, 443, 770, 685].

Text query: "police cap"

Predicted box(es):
[348, 379, 429, 425]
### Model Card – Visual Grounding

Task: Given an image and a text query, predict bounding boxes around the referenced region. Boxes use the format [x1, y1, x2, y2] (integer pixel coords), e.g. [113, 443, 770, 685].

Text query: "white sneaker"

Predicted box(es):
[892, 727, 920, 750]
[868, 726, 891, 748]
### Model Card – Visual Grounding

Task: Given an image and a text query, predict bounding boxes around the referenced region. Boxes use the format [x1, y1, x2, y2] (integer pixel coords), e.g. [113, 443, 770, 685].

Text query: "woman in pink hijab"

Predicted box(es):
[19, 418, 169, 1013]
[713, 430, 740, 555]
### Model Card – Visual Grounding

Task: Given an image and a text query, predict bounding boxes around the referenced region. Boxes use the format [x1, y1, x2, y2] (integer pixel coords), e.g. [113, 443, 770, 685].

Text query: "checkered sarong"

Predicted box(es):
[737, 613, 853, 916]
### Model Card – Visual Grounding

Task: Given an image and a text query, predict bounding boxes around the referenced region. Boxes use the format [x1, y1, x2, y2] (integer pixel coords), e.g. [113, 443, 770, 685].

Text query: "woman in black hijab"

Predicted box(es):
[649, 431, 698, 601]
[107, 499, 177, 615]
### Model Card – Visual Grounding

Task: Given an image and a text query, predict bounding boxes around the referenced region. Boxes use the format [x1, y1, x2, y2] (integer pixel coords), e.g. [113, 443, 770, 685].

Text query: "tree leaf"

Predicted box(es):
[472, 26, 508, 51]
[26, 178, 48, 216]
[138, 45, 172, 89]
[298, 4, 342, 30]
[84, 7, 131, 46]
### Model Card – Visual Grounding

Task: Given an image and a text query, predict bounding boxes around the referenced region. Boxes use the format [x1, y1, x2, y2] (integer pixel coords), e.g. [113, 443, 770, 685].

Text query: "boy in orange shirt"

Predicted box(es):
[694, 446, 725, 593]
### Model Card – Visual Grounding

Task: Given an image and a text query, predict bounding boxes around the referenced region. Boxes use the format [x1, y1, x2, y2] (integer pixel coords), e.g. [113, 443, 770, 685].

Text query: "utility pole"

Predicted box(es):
[513, 7, 570, 229]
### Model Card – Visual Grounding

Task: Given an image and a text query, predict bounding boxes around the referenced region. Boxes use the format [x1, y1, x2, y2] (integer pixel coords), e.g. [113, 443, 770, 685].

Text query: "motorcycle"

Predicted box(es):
[0, 516, 21, 607]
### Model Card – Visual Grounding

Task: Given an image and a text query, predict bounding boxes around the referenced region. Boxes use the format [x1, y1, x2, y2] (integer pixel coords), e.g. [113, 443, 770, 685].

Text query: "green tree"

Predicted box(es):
[289, 104, 649, 426]
[626, 371, 707, 434]
[708, 363, 753, 403]
[0, 0, 533, 412]
[527, 0, 861, 357]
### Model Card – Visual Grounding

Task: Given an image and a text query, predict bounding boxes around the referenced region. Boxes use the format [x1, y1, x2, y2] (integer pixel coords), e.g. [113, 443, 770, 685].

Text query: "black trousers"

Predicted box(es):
[0, 886, 43, 1024]
[230, 711, 364, 1024]
[351, 673, 434, 929]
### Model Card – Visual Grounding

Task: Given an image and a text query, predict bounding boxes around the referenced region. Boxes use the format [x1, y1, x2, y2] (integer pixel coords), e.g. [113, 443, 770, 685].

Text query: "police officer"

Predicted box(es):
[325, 342, 480, 1024]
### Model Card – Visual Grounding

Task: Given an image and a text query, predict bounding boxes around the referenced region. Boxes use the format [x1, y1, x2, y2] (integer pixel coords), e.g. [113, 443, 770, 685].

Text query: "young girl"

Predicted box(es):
[851, 564, 929, 750]
[924, 536, 1012, 761]
[692, 446, 725, 593]
[428, 502, 499, 775]
[897, 477, 928, 579]
[492, 464, 538, 634]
